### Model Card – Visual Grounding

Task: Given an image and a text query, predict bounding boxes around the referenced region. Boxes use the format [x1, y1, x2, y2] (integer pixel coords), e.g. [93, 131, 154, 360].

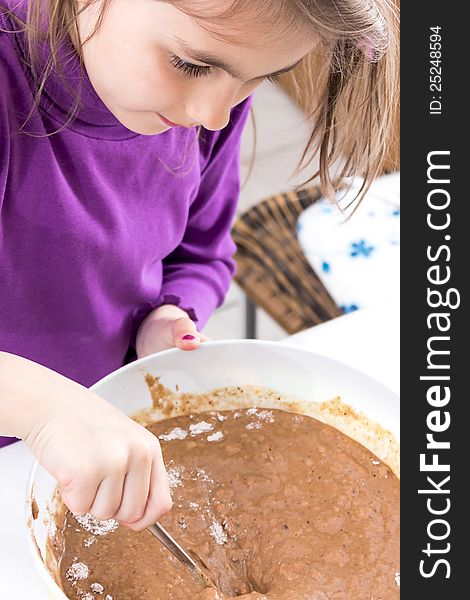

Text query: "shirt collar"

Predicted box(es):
[3, 0, 138, 140]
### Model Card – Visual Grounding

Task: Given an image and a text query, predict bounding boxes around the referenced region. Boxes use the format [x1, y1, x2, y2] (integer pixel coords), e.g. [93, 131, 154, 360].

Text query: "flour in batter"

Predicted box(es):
[53, 407, 399, 599]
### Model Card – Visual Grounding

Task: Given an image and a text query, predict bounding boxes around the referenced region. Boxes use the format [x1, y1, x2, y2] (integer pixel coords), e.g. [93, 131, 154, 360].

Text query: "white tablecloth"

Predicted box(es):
[286, 297, 399, 395]
[0, 297, 399, 598]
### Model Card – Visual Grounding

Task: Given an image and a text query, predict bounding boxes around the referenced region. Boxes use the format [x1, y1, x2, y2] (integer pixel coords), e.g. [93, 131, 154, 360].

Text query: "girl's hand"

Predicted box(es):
[136, 304, 208, 358]
[0, 352, 172, 531]
[30, 392, 172, 531]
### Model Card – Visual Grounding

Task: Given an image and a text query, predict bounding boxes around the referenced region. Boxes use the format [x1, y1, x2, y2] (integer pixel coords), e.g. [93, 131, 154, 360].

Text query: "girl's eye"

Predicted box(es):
[169, 53, 281, 85]
[170, 54, 211, 78]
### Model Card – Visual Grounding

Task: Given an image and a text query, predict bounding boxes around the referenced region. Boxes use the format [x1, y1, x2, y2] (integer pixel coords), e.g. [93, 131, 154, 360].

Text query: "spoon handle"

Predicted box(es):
[148, 522, 215, 590]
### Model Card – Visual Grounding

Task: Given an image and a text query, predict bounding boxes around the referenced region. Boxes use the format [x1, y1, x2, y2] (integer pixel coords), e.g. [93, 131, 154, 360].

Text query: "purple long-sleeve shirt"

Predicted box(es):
[0, 4, 252, 448]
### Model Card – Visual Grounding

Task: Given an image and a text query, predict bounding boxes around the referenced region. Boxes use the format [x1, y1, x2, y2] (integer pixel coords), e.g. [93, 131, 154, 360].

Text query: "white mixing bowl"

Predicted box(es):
[25, 340, 399, 599]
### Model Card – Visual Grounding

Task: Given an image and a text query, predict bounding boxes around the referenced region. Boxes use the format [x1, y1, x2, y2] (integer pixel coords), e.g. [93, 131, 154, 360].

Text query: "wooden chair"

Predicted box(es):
[232, 184, 343, 337]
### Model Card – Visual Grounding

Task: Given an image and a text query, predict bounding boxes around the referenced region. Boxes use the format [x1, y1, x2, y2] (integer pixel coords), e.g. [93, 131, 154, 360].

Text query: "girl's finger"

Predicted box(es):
[59, 469, 102, 516]
[88, 473, 126, 521]
[114, 454, 152, 524]
[124, 452, 172, 531]
[172, 317, 201, 350]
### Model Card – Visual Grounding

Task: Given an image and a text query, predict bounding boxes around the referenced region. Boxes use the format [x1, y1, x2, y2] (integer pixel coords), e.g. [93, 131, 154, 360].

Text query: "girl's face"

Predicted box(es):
[78, 0, 317, 135]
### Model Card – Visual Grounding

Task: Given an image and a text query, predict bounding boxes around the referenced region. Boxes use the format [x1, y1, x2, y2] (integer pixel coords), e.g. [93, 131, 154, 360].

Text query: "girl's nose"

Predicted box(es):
[186, 99, 231, 131]
[185, 80, 239, 131]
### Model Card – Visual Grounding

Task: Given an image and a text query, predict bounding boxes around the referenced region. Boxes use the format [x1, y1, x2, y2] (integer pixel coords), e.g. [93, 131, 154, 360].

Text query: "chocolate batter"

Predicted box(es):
[56, 408, 400, 599]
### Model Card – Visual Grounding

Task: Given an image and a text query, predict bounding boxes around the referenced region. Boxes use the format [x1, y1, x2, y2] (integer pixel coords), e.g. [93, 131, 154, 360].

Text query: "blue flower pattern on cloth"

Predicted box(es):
[350, 240, 375, 258]
[340, 304, 359, 314]
[296, 173, 400, 311]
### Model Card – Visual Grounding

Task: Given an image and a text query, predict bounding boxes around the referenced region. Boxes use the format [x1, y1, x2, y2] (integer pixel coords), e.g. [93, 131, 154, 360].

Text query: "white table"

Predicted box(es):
[0, 297, 399, 598]
[286, 297, 399, 396]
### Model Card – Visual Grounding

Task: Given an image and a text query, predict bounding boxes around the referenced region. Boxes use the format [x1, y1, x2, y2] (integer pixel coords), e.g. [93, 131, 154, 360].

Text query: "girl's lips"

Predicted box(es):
[157, 113, 181, 128]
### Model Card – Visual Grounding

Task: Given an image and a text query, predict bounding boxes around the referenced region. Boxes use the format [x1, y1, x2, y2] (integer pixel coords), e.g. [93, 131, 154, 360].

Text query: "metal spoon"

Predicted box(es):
[148, 522, 218, 591]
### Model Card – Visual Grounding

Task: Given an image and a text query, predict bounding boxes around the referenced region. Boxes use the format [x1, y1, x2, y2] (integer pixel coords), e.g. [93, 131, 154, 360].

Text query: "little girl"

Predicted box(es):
[0, 0, 399, 530]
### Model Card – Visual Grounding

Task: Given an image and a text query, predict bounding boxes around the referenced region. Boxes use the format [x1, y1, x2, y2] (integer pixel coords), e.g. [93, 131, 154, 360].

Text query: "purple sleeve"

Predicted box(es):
[156, 96, 253, 328]
[0, 30, 13, 214]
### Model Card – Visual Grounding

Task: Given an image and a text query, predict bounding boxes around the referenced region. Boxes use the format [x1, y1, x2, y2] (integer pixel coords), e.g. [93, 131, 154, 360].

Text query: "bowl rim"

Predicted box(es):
[87, 338, 399, 397]
[25, 459, 66, 598]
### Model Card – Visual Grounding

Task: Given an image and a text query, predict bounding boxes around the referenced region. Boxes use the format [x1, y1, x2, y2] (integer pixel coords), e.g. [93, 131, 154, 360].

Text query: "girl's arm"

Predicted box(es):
[135, 96, 253, 358]
[0, 351, 172, 530]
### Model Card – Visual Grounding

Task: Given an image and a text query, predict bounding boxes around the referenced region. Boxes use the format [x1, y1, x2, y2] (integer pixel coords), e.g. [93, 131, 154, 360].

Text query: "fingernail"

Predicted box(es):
[182, 334, 196, 341]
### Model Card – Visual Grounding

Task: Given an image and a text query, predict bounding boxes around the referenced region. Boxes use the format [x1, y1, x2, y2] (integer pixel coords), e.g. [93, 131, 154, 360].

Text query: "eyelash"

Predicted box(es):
[169, 54, 281, 84]
[170, 54, 211, 78]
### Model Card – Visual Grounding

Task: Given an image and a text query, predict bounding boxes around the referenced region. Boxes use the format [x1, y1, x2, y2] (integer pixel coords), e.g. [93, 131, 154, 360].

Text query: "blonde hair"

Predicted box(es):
[2, 0, 399, 205]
